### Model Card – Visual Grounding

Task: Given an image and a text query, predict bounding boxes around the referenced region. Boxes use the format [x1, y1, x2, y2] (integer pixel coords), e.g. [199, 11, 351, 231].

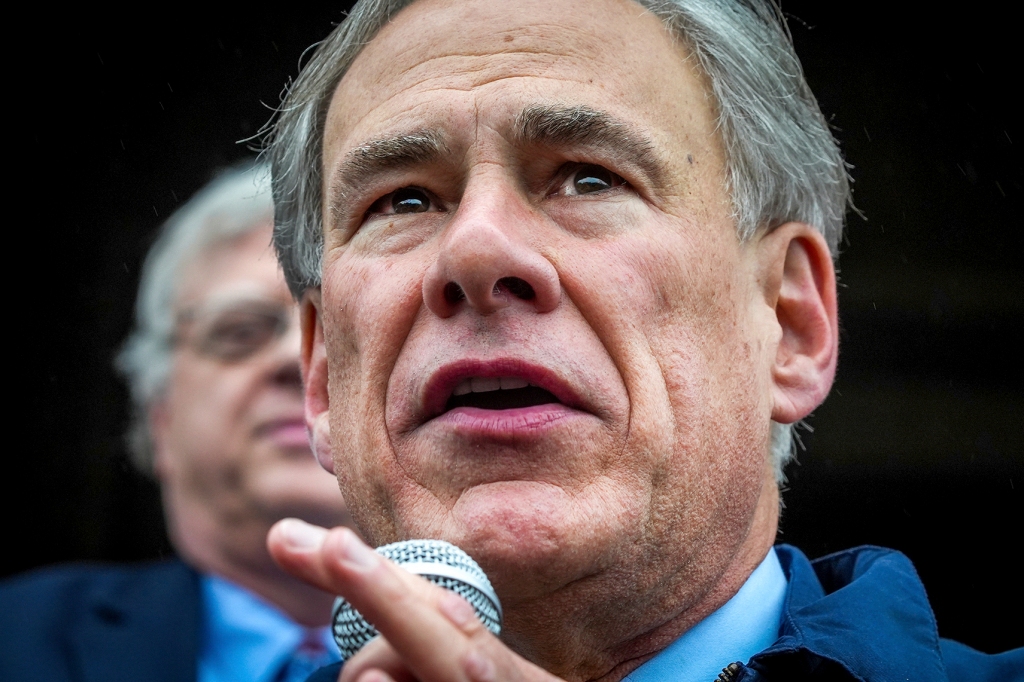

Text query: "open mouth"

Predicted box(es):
[444, 377, 561, 412]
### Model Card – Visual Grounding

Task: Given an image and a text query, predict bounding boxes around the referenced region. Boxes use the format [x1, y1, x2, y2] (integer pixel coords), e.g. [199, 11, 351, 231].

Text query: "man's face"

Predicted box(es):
[155, 226, 348, 547]
[313, 0, 782, 633]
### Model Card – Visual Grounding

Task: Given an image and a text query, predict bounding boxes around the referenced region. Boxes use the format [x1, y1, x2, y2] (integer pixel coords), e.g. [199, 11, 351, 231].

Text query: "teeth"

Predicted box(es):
[452, 377, 532, 396]
[471, 377, 501, 393]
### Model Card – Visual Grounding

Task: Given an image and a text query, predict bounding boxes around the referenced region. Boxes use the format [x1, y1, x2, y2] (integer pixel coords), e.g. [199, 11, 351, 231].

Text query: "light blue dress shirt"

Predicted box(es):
[623, 547, 787, 682]
[197, 575, 340, 682]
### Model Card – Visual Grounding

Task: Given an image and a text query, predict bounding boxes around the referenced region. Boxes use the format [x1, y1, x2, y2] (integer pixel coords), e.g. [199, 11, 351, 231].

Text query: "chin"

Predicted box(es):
[421, 480, 629, 601]
[250, 464, 349, 525]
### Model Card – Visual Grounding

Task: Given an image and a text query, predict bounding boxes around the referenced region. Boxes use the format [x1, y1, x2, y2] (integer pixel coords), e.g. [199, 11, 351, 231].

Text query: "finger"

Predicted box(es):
[318, 530, 480, 681]
[343, 592, 512, 682]
[270, 520, 481, 679]
[266, 518, 338, 593]
[354, 670, 398, 682]
[326, 533, 556, 681]
[340, 636, 418, 682]
[269, 520, 556, 681]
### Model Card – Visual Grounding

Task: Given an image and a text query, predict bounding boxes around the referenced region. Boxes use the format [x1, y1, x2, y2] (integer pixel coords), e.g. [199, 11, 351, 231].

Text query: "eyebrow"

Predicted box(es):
[330, 130, 449, 208]
[328, 105, 667, 216]
[513, 105, 667, 186]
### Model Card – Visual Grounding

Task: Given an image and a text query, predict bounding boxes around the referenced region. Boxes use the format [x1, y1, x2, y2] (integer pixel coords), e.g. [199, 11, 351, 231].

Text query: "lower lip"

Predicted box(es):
[431, 404, 579, 438]
[265, 423, 312, 449]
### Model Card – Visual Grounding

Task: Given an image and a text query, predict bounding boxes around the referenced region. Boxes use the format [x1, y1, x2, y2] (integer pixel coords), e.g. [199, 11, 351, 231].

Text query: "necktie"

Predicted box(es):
[274, 629, 337, 682]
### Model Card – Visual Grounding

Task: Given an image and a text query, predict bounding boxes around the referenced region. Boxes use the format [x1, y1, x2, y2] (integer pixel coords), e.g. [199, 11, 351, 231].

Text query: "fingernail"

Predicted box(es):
[339, 530, 379, 570]
[280, 519, 327, 550]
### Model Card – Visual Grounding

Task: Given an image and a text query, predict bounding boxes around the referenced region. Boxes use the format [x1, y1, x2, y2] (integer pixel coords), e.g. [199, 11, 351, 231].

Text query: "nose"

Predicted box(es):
[422, 188, 560, 318]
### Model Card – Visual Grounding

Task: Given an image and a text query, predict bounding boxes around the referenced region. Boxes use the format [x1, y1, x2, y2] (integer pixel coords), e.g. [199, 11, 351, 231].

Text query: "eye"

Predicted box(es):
[392, 187, 431, 213]
[560, 164, 627, 196]
[195, 309, 288, 361]
[367, 186, 438, 216]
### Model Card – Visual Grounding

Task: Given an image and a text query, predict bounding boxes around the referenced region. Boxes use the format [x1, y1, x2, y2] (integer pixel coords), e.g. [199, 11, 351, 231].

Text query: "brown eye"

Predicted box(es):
[572, 165, 621, 194]
[392, 187, 431, 213]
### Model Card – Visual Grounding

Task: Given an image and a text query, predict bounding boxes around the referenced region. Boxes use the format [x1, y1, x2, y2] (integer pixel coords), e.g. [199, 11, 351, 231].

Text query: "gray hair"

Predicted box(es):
[265, 0, 851, 481]
[116, 163, 274, 473]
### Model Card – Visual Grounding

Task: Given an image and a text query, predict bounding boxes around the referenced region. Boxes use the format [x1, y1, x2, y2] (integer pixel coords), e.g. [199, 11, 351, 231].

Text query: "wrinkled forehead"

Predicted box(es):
[175, 224, 288, 310]
[324, 0, 710, 157]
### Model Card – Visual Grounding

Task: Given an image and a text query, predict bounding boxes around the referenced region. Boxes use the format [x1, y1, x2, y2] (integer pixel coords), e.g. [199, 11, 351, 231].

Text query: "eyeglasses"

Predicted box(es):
[174, 297, 297, 362]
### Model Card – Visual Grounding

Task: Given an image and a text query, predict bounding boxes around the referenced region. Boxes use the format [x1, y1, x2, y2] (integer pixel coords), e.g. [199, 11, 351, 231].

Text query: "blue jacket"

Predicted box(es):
[0, 559, 202, 682]
[735, 545, 1022, 681]
[308, 545, 1022, 682]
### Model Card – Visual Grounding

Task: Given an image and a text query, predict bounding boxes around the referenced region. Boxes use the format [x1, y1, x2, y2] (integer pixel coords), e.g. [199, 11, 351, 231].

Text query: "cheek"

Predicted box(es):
[561, 215, 750, 411]
[651, 242, 769, 462]
[320, 251, 430, 538]
[641, 246, 772, 544]
[559, 219, 768, 508]
[322, 255, 416, 399]
[166, 367, 244, 447]
[158, 364, 256, 499]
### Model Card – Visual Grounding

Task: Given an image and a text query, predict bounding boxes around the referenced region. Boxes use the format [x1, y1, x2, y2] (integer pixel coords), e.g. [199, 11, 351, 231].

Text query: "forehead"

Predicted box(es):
[325, 0, 716, 164]
[175, 224, 288, 309]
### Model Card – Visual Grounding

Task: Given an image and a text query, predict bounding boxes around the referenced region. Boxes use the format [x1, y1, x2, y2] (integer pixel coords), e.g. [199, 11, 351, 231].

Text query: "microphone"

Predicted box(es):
[331, 539, 503, 661]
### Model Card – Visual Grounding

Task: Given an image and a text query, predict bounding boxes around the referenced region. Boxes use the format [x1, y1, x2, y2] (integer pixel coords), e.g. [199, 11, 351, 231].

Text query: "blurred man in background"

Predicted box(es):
[0, 163, 351, 682]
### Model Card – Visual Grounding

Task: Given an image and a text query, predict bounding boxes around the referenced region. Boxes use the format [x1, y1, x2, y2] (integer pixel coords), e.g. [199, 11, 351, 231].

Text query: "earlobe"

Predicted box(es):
[310, 414, 335, 474]
[760, 223, 839, 424]
[300, 290, 334, 474]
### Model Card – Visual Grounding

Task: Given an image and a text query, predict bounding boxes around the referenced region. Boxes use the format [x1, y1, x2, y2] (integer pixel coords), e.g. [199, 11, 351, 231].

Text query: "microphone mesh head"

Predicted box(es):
[331, 539, 502, 662]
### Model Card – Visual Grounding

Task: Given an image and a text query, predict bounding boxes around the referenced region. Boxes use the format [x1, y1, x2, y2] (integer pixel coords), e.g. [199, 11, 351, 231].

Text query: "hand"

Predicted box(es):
[267, 519, 564, 682]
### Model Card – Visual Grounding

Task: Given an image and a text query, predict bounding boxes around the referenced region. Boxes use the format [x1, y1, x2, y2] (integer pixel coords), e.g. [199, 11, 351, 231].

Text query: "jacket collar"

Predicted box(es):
[747, 545, 948, 682]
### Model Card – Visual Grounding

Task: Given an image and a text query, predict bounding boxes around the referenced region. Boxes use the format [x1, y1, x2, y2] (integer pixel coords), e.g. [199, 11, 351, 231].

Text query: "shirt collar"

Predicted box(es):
[624, 547, 787, 682]
[197, 574, 339, 682]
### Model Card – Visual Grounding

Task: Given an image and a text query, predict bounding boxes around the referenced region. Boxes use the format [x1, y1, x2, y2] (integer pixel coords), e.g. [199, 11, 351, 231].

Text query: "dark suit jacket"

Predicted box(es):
[0, 559, 202, 682]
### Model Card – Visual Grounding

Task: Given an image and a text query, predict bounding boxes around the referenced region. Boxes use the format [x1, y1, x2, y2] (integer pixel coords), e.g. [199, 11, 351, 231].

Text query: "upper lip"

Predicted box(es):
[420, 357, 584, 422]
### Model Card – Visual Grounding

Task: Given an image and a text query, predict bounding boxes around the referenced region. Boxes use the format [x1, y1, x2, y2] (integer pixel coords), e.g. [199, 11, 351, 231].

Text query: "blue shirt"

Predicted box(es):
[624, 548, 787, 682]
[198, 575, 340, 682]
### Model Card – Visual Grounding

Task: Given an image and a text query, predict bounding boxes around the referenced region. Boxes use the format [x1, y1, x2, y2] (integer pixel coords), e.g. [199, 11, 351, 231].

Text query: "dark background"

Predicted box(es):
[8, 0, 1021, 655]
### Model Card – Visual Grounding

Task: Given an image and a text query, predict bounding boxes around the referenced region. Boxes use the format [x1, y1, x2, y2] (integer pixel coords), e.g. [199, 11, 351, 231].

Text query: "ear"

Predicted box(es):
[757, 223, 838, 424]
[300, 289, 334, 474]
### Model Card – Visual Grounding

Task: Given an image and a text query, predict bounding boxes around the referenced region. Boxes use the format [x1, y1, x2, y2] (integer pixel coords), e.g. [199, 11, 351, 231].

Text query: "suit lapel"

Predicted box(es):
[73, 560, 202, 682]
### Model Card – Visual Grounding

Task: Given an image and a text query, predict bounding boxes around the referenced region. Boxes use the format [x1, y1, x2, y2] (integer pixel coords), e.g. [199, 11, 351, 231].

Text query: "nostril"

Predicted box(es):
[497, 276, 535, 300]
[444, 282, 466, 305]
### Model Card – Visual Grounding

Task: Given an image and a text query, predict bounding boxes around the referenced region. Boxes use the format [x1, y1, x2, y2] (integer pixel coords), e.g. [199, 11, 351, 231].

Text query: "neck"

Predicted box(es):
[503, 470, 780, 682]
[162, 490, 335, 626]
[207, 557, 336, 627]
